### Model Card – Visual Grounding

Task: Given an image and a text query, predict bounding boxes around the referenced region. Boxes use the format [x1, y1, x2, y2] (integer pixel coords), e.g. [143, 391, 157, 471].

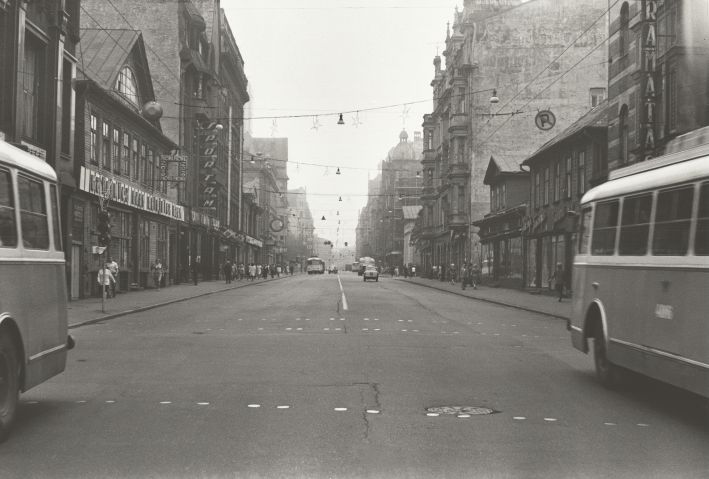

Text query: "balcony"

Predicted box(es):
[446, 162, 469, 179]
[447, 212, 468, 229]
[421, 149, 436, 167]
[448, 113, 469, 137]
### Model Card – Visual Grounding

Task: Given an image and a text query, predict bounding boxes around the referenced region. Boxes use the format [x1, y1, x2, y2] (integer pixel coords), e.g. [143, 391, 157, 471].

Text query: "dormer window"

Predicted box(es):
[115, 67, 138, 105]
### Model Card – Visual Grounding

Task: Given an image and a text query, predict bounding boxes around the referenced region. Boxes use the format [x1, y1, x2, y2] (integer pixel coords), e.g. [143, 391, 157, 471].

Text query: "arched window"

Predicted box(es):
[619, 2, 630, 57]
[619, 104, 629, 164]
[115, 67, 138, 105]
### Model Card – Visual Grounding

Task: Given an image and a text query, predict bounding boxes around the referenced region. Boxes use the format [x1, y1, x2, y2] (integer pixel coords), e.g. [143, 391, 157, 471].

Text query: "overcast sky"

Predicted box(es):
[223, 0, 462, 247]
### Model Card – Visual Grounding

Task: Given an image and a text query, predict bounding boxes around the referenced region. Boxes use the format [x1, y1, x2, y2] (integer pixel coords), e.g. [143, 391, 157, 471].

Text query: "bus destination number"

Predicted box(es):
[654, 304, 674, 320]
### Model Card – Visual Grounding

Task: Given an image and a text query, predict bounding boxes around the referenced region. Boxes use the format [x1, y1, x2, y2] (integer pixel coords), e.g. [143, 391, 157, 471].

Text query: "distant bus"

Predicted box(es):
[0, 140, 74, 441]
[306, 257, 326, 274]
[569, 144, 708, 398]
[351, 262, 360, 273]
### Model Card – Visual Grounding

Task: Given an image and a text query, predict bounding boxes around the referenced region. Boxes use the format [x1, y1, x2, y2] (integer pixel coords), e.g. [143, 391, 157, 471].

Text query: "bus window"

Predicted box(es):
[652, 186, 693, 256]
[50, 184, 62, 251]
[0, 168, 17, 247]
[619, 193, 652, 255]
[695, 182, 709, 255]
[17, 174, 49, 249]
[578, 207, 592, 254]
[591, 199, 618, 255]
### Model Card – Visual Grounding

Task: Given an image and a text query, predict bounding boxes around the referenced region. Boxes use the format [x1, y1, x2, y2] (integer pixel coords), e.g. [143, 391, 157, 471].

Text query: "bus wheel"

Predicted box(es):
[593, 335, 619, 388]
[0, 332, 20, 443]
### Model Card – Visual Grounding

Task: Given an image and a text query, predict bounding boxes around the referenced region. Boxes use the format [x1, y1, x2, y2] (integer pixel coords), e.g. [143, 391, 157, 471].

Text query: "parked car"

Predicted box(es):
[363, 266, 379, 282]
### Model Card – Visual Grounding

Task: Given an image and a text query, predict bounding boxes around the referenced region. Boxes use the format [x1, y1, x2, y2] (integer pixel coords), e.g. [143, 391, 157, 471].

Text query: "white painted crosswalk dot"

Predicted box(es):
[334, 407, 348, 412]
[366, 409, 380, 414]
[276, 405, 291, 409]
[247, 404, 261, 408]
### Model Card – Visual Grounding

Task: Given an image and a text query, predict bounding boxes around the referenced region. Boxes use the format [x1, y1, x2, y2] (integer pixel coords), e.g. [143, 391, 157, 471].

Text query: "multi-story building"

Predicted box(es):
[418, 0, 607, 277]
[72, 29, 179, 297]
[607, 0, 709, 171]
[0, 0, 80, 294]
[472, 155, 529, 288]
[520, 102, 609, 291]
[286, 187, 315, 267]
[81, 0, 249, 282]
[356, 174, 382, 260]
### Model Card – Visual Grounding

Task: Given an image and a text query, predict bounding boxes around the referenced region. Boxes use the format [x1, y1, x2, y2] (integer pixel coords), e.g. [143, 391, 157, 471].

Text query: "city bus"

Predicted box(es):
[569, 143, 708, 399]
[0, 140, 74, 441]
[305, 257, 326, 274]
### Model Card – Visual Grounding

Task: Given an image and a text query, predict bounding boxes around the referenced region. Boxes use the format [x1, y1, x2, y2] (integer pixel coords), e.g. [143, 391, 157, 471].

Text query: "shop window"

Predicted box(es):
[592, 200, 619, 255]
[0, 169, 18, 247]
[653, 186, 693, 255]
[695, 182, 709, 255]
[18, 174, 49, 249]
[619, 194, 652, 255]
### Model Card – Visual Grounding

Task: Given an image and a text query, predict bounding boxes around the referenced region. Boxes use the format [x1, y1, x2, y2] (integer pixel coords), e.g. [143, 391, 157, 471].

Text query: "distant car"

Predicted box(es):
[363, 266, 379, 282]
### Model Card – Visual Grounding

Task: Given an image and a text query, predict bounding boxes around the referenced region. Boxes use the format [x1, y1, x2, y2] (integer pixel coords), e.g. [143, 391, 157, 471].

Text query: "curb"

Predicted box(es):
[397, 278, 569, 321]
[68, 276, 289, 329]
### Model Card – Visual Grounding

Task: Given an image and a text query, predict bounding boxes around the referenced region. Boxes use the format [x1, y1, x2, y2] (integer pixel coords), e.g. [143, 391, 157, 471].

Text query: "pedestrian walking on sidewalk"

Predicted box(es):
[223, 259, 233, 284]
[97, 263, 115, 298]
[192, 256, 201, 285]
[449, 263, 457, 284]
[551, 262, 565, 302]
[461, 263, 468, 290]
[107, 256, 119, 297]
[470, 262, 479, 289]
[151, 258, 164, 290]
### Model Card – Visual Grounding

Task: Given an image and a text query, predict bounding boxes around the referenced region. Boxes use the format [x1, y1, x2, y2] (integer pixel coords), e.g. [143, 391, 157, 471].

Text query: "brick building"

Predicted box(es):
[417, 0, 608, 278]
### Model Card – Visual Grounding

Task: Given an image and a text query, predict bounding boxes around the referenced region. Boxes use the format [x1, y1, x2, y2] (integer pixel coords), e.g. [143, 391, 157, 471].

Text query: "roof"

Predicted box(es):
[483, 154, 527, 184]
[523, 101, 609, 166]
[0, 140, 57, 180]
[78, 29, 141, 90]
[402, 205, 423, 220]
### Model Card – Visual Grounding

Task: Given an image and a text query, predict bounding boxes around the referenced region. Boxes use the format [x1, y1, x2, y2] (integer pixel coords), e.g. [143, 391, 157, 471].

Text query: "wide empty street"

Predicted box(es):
[2, 273, 707, 478]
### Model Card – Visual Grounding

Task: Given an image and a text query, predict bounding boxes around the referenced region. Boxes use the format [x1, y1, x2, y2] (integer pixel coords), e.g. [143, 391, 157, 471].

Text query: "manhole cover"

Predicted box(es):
[425, 406, 496, 416]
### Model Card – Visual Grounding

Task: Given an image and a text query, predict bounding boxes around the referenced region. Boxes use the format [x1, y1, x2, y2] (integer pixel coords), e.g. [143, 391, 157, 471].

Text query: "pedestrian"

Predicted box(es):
[461, 263, 468, 290]
[262, 264, 268, 279]
[403, 265, 409, 278]
[151, 258, 164, 290]
[238, 263, 245, 280]
[551, 262, 565, 302]
[97, 263, 115, 298]
[276, 264, 282, 277]
[248, 263, 256, 281]
[224, 259, 233, 283]
[411, 265, 416, 277]
[192, 256, 200, 285]
[449, 263, 456, 284]
[256, 263, 262, 279]
[471, 262, 480, 289]
[106, 256, 119, 297]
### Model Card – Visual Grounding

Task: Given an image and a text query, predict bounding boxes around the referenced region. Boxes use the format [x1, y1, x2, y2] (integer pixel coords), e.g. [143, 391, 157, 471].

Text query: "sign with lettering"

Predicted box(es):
[642, 0, 657, 160]
[79, 166, 185, 221]
[198, 126, 219, 210]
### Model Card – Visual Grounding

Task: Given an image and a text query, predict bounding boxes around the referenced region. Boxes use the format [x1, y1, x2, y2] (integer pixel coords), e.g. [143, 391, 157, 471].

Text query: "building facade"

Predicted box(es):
[418, 0, 608, 278]
[72, 29, 179, 298]
[521, 102, 609, 291]
[607, 0, 709, 172]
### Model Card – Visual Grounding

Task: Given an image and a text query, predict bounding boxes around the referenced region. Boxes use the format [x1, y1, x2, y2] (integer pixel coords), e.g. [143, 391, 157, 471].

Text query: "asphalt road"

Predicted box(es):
[2, 273, 707, 478]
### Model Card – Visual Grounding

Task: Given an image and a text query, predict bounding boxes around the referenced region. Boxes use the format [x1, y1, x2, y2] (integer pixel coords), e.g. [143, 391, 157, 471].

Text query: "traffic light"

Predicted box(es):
[97, 210, 112, 247]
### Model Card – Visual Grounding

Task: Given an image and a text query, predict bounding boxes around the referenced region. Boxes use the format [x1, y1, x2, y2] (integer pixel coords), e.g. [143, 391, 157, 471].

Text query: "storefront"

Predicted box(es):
[473, 205, 526, 288]
[74, 166, 186, 298]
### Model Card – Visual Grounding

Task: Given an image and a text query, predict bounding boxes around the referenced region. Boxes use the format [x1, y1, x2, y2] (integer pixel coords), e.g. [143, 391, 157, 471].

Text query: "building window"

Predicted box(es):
[90, 114, 98, 164]
[141, 143, 149, 186]
[619, 104, 629, 165]
[590, 88, 606, 107]
[668, 68, 678, 132]
[102, 122, 111, 170]
[577, 150, 586, 195]
[554, 162, 561, 202]
[565, 156, 573, 199]
[619, 2, 630, 57]
[501, 183, 506, 210]
[534, 172, 541, 209]
[61, 59, 74, 155]
[112, 128, 121, 174]
[22, 34, 47, 142]
[193, 73, 204, 99]
[115, 67, 138, 105]
[122, 132, 131, 178]
[653, 186, 693, 256]
[544, 167, 550, 205]
[491, 186, 497, 211]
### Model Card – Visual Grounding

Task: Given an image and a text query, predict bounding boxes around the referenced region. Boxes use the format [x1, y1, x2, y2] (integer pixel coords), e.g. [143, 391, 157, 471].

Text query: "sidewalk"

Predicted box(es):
[394, 276, 571, 320]
[67, 275, 290, 329]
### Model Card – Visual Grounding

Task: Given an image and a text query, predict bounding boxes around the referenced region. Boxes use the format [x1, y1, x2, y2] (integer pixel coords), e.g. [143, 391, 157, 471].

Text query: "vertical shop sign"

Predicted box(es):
[199, 126, 219, 210]
[642, 0, 658, 161]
